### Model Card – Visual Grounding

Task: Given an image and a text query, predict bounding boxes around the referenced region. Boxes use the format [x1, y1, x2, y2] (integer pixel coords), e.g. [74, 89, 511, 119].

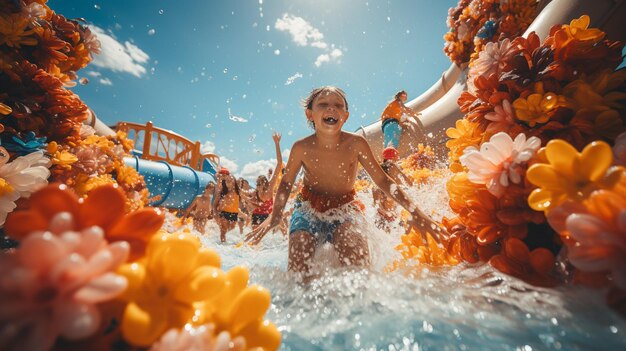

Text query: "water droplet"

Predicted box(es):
[205, 123, 212, 128]
[232, 75, 238, 80]
[158, 9, 164, 15]
[274, 49, 280, 55]
[94, 4, 101, 10]
[223, 68, 228, 74]
[147, 28, 156, 36]
[78, 77, 89, 85]
[248, 134, 256, 142]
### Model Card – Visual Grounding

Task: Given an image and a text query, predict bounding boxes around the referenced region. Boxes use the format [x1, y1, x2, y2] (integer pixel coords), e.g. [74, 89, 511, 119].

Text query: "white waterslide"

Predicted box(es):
[356, 0, 626, 161]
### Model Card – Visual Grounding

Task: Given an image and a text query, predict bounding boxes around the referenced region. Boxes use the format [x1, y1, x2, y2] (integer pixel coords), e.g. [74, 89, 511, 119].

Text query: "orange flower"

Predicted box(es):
[512, 92, 564, 127]
[490, 238, 557, 287]
[0, 13, 37, 48]
[4, 183, 164, 261]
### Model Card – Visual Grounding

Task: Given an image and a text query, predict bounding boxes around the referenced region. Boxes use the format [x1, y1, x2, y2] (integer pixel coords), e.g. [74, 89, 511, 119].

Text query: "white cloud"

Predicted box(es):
[99, 77, 113, 85]
[275, 14, 325, 47]
[201, 140, 216, 153]
[88, 25, 149, 77]
[86, 71, 101, 77]
[330, 48, 343, 59]
[314, 54, 330, 67]
[218, 156, 239, 174]
[274, 14, 343, 67]
[239, 148, 290, 184]
[239, 158, 278, 183]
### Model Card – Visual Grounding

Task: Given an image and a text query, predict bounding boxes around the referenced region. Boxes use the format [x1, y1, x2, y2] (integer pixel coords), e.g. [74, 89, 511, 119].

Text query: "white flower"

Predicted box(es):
[151, 324, 246, 351]
[460, 132, 541, 197]
[0, 150, 51, 225]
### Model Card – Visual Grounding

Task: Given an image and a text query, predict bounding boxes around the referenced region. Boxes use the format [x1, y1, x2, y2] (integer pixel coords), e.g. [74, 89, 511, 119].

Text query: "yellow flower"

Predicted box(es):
[446, 119, 483, 171]
[117, 232, 224, 347]
[393, 227, 458, 267]
[0, 13, 37, 48]
[51, 150, 78, 167]
[512, 92, 562, 127]
[73, 173, 116, 196]
[562, 15, 605, 43]
[195, 266, 282, 351]
[0, 178, 14, 197]
[82, 134, 115, 149]
[527, 139, 616, 212]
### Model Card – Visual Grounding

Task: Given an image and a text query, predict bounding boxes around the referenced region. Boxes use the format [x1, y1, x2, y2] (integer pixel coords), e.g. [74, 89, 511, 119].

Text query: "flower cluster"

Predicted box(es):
[444, 0, 539, 65]
[0, 1, 149, 216]
[1, 184, 282, 350]
[47, 130, 150, 210]
[444, 15, 626, 289]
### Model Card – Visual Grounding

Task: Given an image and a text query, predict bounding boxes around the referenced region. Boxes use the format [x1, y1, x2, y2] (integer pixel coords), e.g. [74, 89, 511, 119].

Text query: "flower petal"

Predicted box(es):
[74, 273, 128, 303]
[79, 185, 126, 231]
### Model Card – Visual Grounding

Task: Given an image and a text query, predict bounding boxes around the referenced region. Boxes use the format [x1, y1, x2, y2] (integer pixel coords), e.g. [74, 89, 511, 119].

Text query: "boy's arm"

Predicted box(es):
[245, 141, 303, 245]
[212, 179, 222, 213]
[356, 137, 443, 243]
[183, 197, 198, 217]
[267, 132, 284, 193]
[390, 163, 414, 186]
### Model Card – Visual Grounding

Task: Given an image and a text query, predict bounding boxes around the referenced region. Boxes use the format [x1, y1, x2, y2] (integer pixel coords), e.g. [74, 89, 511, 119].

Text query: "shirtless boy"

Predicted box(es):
[245, 86, 444, 273]
[185, 181, 215, 232]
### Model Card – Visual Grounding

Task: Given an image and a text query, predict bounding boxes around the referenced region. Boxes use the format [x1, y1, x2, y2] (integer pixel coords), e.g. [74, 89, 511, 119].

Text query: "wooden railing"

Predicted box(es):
[116, 121, 219, 172]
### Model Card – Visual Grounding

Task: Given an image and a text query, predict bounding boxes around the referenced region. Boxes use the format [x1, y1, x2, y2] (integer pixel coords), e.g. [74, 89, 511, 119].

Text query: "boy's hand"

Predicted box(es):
[407, 211, 446, 246]
[244, 214, 282, 245]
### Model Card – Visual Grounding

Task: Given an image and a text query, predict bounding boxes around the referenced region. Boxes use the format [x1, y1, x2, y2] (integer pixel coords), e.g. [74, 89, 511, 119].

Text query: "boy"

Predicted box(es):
[245, 86, 443, 273]
[380, 90, 421, 150]
[185, 181, 215, 232]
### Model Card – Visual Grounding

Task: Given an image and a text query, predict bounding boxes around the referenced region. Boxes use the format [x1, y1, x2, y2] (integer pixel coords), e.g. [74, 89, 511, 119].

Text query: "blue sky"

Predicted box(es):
[49, 0, 458, 181]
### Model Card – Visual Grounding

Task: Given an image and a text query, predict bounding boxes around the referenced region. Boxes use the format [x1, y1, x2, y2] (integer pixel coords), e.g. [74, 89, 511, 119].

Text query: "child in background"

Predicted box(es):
[213, 168, 241, 243]
[245, 86, 445, 274]
[380, 90, 421, 150]
[250, 132, 283, 229]
[237, 178, 253, 234]
[185, 181, 215, 232]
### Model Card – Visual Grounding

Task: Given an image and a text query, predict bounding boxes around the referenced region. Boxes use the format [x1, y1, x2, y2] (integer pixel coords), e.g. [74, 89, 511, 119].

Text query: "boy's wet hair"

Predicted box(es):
[301, 86, 349, 129]
[394, 90, 407, 100]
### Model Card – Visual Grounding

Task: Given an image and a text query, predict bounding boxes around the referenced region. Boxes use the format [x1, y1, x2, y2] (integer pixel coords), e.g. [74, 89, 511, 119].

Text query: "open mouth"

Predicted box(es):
[323, 116, 338, 125]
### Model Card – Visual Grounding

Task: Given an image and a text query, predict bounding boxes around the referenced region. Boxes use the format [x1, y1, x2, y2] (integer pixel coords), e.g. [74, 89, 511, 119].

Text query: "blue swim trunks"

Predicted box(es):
[381, 118, 402, 149]
[289, 200, 355, 245]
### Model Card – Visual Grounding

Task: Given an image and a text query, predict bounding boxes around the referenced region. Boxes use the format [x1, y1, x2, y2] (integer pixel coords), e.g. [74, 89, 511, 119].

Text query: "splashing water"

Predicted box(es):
[194, 176, 626, 350]
[227, 108, 248, 122]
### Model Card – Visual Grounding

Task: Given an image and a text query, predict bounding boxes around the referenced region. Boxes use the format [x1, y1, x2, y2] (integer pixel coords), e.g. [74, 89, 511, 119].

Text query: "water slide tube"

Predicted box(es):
[123, 155, 215, 209]
[356, 0, 626, 161]
[85, 112, 217, 209]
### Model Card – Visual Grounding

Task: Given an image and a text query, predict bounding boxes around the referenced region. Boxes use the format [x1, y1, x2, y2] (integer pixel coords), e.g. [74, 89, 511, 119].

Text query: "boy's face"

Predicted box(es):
[305, 91, 349, 134]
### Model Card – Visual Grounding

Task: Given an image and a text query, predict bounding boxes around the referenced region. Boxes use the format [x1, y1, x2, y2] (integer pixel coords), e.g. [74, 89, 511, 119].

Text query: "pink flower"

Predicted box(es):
[567, 210, 626, 289]
[0, 212, 129, 350]
[150, 324, 246, 351]
[484, 99, 517, 133]
[73, 146, 110, 175]
[460, 132, 541, 197]
[468, 38, 518, 93]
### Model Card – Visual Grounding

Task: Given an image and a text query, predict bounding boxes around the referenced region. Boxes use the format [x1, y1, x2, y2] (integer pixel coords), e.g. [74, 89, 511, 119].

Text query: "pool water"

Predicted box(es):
[197, 177, 626, 351]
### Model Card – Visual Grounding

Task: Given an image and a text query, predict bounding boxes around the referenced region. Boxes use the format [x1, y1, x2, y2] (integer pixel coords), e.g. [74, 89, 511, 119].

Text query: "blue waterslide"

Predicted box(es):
[123, 155, 216, 209]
